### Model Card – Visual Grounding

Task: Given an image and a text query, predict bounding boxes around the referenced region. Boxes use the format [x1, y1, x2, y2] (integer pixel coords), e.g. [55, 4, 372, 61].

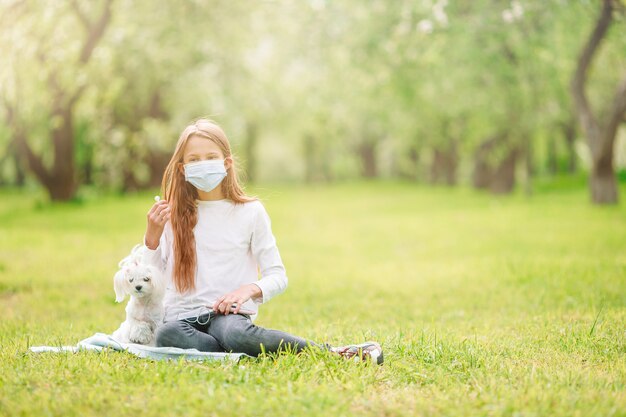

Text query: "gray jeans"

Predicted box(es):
[155, 312, 325, 356]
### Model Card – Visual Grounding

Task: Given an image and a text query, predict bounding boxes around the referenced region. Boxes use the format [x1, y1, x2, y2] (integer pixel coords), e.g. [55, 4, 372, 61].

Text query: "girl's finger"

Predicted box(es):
[219, 299, 229, 314]
[155, 204, 169, 217]
[157, 207, 170, 221]
[223, 300, 231, 315]
[148, 200, 167, 216]
[236, 297, 247, 314]
[154, 209, 170, 225]
[227, 299, 238, 315]
[213, 297, 224, 312]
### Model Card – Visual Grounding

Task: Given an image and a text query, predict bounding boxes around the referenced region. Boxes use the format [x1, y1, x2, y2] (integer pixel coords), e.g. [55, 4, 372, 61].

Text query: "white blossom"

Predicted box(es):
[512, 0, 524, 19]
[433, 0, 449, 26]
[417, 19, 434, 34]
[502, 10, 514, 24]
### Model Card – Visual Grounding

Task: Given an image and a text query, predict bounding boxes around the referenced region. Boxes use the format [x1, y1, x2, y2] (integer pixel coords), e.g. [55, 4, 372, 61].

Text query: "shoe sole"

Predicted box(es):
[355, 341, 384, 365]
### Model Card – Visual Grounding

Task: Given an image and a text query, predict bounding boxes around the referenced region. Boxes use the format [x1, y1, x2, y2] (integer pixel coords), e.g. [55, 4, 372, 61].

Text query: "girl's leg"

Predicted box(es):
[207, 314, 325, 357]
[155, 319, 223, 352]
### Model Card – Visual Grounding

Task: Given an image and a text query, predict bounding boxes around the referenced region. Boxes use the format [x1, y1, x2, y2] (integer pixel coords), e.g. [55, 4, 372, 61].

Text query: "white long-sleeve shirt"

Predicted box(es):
[142, 198, 288, 323]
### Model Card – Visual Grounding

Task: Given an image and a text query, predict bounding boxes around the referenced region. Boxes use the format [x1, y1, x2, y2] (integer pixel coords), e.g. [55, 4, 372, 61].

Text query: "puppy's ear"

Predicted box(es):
[113, 269, 128, 303]
[147, 265, 166, 296]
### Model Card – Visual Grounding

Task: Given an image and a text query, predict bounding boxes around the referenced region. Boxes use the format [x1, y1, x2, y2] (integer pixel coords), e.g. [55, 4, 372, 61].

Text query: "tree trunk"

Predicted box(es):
[0, 140, 25, 186]
[13, 107, 78, 201]
[146, 148, 170, 188]
[571, 0, 625, 204]
[142, 90, 170, 188]
[590, 142, 618, 203]
[48, 177, 78, 200]
[83, 161, 93, 186]
[472, 135, 499, 190]
[303, 134, 314, 183]
[491, 148, 519, 194]
[430, 142, 458, 186]
[562, 119, 578, 173]
[51, 106, 78, 200]
[398, 146, 419, 181]
[4, 0, 113, 201]
[547, 134, 558, 175]
[522, 133, 532, 197]
[321, 144, 333, 182]
[472, 133, 518, 194]
[408, 146, 419, 181]
[357, 141, 377, 178]
[14, 150, 25, 186]
[0, 156, 8, 186]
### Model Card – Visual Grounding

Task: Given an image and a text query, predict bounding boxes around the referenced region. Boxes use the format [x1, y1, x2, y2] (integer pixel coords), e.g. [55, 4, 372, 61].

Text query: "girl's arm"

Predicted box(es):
[249, 202, 288, 304]
[145, 200, 170, 249]
[142, 231, 168, 270]
[142, 199, 170, 269]
[213, 202, 287, 315]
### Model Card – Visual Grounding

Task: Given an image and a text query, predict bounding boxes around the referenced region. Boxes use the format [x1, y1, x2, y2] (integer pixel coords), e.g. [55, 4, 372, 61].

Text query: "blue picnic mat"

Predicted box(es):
[28, 332, 250, 362]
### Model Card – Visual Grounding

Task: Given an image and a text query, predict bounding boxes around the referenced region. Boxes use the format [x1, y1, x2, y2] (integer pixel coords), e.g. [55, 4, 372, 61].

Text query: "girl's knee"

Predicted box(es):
[155, 321, 186, 347]
[214, 315, 255, 349]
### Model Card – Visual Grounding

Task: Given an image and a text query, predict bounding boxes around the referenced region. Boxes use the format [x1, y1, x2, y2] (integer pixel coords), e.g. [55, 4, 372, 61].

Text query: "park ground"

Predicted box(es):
[0, 177, 625, 416]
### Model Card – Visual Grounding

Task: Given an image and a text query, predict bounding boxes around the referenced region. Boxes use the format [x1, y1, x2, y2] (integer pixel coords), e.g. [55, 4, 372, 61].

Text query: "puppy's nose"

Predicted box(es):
[135, 285, 143, 291]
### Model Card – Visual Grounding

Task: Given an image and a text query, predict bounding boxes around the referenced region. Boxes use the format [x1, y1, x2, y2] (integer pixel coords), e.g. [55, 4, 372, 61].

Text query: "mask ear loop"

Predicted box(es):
[196, 313, 210, 326]
[183, 310, 211, 326]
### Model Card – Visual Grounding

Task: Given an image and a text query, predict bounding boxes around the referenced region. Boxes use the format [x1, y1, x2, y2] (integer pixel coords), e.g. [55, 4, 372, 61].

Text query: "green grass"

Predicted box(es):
[1, 179, 625, 416]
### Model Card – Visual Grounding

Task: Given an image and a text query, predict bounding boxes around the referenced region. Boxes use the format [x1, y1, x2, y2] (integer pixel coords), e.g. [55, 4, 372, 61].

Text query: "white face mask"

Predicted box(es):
[183, 159, 227, 192]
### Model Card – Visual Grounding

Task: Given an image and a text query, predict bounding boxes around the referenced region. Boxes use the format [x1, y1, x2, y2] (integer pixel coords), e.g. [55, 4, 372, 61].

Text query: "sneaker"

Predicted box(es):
[330, 341, 384, 365]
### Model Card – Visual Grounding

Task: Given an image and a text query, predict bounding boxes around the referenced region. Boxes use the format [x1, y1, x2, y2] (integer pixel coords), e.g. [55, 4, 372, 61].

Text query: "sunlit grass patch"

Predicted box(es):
[1, 180, 625, 416]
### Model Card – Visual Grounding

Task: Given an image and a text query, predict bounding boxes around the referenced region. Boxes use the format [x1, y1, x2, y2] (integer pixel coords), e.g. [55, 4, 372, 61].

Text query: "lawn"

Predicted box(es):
[1, 179, 625, 416]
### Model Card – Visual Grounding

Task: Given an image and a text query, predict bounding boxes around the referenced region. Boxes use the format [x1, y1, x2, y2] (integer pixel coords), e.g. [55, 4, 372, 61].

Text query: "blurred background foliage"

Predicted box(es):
[0, 0, 625, 203]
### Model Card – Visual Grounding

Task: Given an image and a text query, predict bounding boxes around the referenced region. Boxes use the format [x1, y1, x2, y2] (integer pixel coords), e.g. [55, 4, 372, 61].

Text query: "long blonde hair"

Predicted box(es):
[161, 118, 257, 293]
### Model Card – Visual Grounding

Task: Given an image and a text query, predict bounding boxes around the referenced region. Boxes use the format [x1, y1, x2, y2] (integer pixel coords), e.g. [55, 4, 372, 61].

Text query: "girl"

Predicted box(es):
[143, 118, 383, 365]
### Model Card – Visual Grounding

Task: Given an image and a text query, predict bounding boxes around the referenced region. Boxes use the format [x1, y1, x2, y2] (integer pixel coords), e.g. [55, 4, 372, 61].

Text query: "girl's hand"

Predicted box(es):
[212, 284, 262, 315]
[145, 200, 170, 249]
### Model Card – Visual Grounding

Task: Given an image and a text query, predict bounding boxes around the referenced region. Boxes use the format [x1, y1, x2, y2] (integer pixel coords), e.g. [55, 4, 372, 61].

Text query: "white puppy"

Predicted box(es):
[112, 244, 164, 346]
